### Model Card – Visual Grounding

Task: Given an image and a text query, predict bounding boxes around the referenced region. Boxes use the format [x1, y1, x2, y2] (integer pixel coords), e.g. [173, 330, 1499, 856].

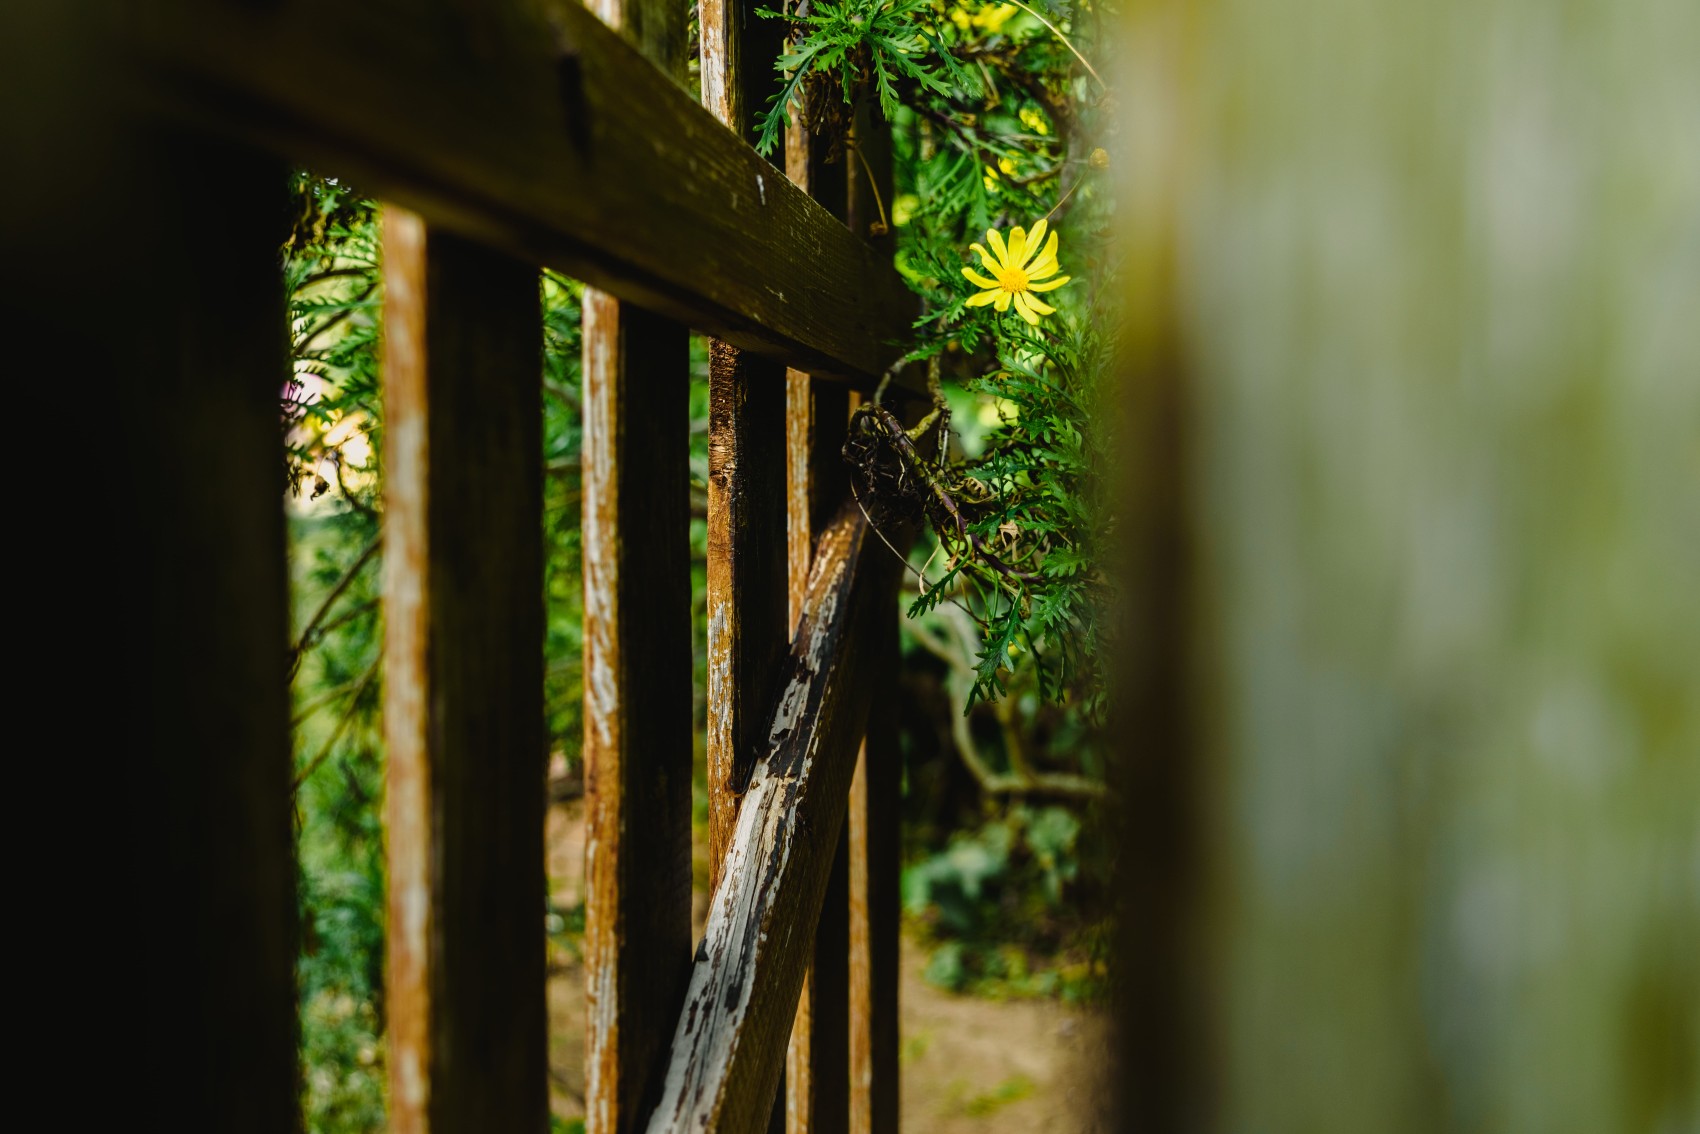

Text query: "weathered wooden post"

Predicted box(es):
[382, 208, 547, 1134]
[580, 0, 695, 1131]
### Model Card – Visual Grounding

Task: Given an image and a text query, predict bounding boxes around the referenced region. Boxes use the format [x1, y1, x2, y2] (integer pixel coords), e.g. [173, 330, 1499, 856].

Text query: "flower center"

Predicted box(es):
[996, 267, 1028, 293]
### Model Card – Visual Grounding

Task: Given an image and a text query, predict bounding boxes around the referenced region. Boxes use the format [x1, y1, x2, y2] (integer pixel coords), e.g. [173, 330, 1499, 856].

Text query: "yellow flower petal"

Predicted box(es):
[962, 267, 1000, 289]
[1021, 293, 1056, 316]
[970, 243, 999, 273]
[1024, 229, 1058, 274]
[993, 291, 1012, 312]
[966, 289, 1001, 307]
[1026, 250, 1057, 274]
[986, 228, 1011, 270]
[1012, 291, 1042, 325]
[1022, 220, 1049, 267]
[1007, 226, 1028, 266]
[1027, 274, 1071, 293]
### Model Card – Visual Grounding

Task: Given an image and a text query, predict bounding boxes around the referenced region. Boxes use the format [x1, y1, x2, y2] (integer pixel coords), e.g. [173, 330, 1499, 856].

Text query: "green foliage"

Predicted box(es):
[903, 803, 1106, 1000]
[286, 176, 387, 1133]
[766, 0, 1115, 721]
[284, 174, 381, 502]
[754, 0, 974, 156]
[960, 1074, 1035, 1116]
[755, 0, 1117, 998]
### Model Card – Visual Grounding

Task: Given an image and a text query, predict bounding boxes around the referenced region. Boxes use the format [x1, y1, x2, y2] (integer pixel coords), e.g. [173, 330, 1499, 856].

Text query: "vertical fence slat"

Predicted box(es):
[582, 293, 693, 1134]
[701, 0, 791, 894]
[581, 2, 695, 1132]
[848, 622, 902, 1134]
[382, 207, 547, 1134]
[705, 339, 790, 881]
[845, 106, 902, 1134]
[784, 363, 852, 1134]
[783, 90, 854, 1134]
[701, 4, 792, 1127]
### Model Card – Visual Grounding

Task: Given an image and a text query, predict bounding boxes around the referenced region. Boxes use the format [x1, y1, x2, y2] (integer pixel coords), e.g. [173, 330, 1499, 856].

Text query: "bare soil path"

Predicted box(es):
[545, 800, 1109, 1132]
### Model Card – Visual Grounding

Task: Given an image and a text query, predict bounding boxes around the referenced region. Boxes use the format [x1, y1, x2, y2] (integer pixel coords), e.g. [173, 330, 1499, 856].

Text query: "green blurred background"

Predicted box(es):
[1112, 0, 1699, 1128]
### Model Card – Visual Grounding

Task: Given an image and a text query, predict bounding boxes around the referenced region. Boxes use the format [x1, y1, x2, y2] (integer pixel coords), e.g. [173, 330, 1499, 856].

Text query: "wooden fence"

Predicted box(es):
[56, 1, 913, 1130]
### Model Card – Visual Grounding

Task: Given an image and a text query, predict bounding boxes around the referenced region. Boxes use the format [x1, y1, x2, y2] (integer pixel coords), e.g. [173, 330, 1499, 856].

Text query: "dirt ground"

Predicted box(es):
[545, 801, 1111, 1132]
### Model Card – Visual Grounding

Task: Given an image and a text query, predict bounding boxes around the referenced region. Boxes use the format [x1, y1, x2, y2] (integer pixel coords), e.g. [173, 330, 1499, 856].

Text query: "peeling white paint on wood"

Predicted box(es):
[582, 292, 622, 756]
[645, 506, 882, 1133]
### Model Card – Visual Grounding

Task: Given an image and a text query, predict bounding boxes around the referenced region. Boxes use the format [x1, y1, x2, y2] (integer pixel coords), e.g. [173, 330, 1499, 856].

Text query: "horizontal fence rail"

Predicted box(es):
[132, 0, 916, 384]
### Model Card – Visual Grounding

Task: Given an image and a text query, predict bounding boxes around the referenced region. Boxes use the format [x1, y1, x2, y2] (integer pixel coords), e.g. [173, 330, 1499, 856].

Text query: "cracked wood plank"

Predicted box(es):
[382, 208, 548, 1134]
[135, 0, 914, 384]
[647, 502, 896, 1134]
[581, 0, 695, 1130]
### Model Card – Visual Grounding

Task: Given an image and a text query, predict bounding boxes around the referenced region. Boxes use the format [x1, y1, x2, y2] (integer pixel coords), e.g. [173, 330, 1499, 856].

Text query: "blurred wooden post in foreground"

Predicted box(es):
[1109, 0, 1700, 1131]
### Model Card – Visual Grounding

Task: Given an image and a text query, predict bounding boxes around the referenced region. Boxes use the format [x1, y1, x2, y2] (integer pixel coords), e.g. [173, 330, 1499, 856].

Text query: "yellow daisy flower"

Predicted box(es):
[961, 219, 1071, 325]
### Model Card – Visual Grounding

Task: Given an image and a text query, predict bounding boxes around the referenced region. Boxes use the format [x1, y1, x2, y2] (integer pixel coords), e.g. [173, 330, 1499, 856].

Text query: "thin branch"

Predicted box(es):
[1002, 0, 1105, 89]
[848, 141, 891, 232]
[292, 537, 380, 661]
[909, 605, 1105, 800]
[333, 450, 379, 522]
[292, 663, 373, 728]
[1039, 169, 1085, 223]
[851, 482, 981, 625]
[292, 281, 378, 357]
[301, 597, 379, 655]
[544, 377, 582, 413]
[292, 655, 380, 794]
[291, 266, 374, 294]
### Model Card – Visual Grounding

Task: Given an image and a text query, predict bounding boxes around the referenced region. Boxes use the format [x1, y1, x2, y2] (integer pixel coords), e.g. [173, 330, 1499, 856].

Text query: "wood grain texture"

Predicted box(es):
[137, 0, 914, 384]
[789, 826, 851, 1134]
[705, 340, 790, 883]
[583, 0, 686, 84]
[784, 376, 853, 1134]
[382, 208, 548, 1134]
[700, 0, 787, 149]
[580, 0, 696, 1127]
[702, 0, 792, 904]
[646, 504, 897, 1134]
[847, 617, 901, 1134]
[582, 293, 694, 1134]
